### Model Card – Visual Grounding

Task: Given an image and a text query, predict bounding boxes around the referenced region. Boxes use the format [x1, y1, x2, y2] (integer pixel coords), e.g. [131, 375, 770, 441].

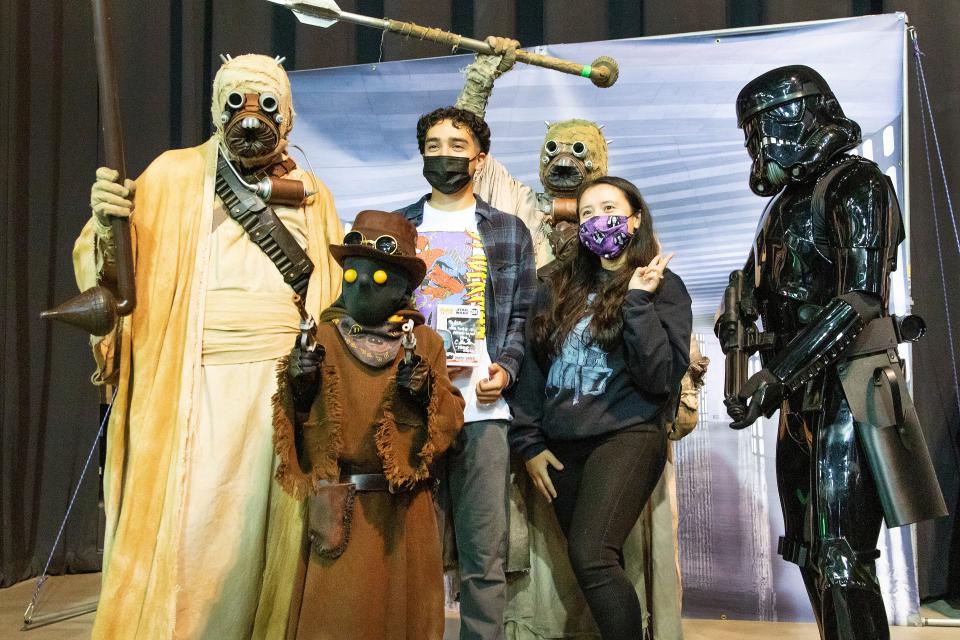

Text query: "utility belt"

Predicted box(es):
[306, 473, 432, 560]
[340, 473, 393, 492]
[214, 152, 313, 297]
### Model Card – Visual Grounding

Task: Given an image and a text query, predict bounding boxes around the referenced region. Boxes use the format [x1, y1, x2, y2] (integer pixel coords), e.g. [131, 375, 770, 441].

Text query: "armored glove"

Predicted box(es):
[728, 368, 785, 429]
[288, 339, 325, 414]
[90, 167, 135, 237]
[396, 355, 432, 406]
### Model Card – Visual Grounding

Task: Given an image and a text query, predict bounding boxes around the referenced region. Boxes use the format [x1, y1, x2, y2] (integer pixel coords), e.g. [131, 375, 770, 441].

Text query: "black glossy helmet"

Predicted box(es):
[737, 65, 861, 196]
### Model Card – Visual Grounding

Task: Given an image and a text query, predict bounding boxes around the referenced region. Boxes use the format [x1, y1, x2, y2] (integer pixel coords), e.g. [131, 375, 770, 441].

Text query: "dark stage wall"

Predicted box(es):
[3, 0, 958, 601]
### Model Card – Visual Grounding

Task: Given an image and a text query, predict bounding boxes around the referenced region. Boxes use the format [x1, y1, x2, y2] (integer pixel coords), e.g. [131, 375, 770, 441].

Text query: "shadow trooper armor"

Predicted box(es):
[716, 65, 947, 640]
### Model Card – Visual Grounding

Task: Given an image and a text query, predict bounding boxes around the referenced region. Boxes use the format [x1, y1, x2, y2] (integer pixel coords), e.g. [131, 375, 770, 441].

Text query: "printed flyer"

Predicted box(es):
[436, 304, 481, 366]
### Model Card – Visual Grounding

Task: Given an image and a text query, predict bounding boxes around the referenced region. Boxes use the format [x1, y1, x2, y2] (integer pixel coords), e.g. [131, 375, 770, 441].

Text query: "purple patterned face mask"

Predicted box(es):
[578, 215, 634, 259]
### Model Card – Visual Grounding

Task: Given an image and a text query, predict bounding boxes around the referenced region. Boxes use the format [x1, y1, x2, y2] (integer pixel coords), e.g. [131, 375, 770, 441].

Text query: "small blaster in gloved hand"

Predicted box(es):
[288, 338, 325, 415]
[396, 353, 432, 407]
[401, 319, 417, 365]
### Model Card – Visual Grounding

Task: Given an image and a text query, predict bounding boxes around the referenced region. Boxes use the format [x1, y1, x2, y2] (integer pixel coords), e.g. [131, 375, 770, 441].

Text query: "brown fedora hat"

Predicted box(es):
[330, 210, 427, 284]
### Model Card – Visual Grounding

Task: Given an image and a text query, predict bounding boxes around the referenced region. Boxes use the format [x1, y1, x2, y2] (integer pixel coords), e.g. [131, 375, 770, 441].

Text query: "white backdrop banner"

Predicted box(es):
[289, 13, 914, 623]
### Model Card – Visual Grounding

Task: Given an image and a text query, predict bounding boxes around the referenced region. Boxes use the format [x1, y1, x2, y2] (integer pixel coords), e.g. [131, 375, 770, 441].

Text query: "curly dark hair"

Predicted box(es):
[416, 106, 491, 154]
[532, 176, 660, 358]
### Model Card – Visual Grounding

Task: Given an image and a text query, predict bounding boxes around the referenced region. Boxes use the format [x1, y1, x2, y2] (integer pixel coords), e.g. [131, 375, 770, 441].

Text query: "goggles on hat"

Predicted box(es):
[342, 230, 401, 255]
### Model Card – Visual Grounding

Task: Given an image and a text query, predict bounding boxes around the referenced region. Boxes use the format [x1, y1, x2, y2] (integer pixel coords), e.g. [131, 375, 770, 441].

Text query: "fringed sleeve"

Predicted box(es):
[375, 328, 465, 491]
[272, 358, 343, 499]
[420, 330, 465, 460]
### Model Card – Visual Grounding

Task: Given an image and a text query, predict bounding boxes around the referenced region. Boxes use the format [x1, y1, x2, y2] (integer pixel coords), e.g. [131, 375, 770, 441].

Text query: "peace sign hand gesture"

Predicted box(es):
[629, 252, 674, 293]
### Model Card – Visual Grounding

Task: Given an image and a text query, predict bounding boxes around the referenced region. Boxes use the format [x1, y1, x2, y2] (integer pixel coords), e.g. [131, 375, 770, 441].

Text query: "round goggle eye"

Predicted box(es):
[226, 92, 245, 109]
[342, 231, 363, 245]
[375, 236, 398, 255]
[373, 270, 388, 284]
[572, 141, 587, 158]
[544, 140, 559, 156]
[259, 93, 278, 113]
[343, 268, 358, 283]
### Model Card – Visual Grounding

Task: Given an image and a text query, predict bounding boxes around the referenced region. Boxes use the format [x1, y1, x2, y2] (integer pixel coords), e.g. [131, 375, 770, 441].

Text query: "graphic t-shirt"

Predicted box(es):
[416, 201, 511, 422]
[546, 295, 614, 405]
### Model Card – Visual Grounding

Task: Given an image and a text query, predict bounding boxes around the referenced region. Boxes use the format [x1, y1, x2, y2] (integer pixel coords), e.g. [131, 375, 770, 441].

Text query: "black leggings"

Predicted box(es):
[547, 424, 668, 640]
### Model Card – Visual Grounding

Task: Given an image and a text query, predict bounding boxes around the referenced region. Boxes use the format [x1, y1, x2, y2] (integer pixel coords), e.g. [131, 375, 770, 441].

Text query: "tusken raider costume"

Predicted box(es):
[77, 53, 344, 639]
[717, 65, 947, 640]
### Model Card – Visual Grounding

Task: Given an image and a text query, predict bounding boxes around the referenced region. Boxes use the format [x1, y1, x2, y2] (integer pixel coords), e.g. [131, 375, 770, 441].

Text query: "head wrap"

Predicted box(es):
[540, 119, 609, 197]
[211, 54, 295, 164]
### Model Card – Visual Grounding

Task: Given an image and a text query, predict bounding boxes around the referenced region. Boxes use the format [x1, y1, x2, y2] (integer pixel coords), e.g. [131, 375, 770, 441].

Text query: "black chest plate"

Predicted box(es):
[756, 184, 834, 302]
[753, 180, 834, 342]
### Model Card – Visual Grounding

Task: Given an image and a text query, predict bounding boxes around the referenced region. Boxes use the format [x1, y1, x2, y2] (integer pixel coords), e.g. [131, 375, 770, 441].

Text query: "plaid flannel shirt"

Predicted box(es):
[394, 194, 537, 388]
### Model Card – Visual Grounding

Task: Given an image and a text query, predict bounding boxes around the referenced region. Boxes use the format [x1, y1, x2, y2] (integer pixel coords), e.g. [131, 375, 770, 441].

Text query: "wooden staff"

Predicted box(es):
[41, 0, 136, 335]
[269, 0, 620, 88]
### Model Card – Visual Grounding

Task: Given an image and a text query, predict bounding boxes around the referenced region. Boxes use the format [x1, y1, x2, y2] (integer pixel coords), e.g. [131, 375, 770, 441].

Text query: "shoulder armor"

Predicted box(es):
[812, 156, 903, 249]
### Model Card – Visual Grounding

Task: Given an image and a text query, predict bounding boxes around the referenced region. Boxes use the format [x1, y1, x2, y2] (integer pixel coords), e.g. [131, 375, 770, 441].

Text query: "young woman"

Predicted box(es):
[509, 176, 692, 639]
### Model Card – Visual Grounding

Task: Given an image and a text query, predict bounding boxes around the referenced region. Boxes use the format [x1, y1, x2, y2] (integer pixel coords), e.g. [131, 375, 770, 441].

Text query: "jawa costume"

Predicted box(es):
[75, 54, 343, 638]
[274, 210, 465, 640]
[454, 46, 687, 640]
[718, 65, 947, 640]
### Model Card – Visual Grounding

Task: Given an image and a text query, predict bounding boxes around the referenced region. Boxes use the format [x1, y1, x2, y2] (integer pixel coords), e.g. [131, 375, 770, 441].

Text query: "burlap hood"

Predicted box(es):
[211, 54, 295, 165]
[539, 118, 609, 197]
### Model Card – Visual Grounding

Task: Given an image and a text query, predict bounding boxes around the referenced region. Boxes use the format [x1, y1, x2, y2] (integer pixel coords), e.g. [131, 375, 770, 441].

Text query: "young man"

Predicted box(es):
[395, 106, 536, 639]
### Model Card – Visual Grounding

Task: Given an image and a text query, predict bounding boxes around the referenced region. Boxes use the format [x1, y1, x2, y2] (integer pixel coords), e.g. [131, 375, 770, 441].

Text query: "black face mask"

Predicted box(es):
[422, 154, 476, 195]
[341, 257, 412, 326]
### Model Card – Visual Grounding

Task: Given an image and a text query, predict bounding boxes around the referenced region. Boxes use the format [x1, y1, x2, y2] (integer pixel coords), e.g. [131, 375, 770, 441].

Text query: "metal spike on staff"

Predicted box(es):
[267, 0, 619, 88]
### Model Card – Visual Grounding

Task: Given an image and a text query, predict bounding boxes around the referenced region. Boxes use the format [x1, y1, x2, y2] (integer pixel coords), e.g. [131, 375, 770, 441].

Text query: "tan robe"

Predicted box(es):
[273, 322, 465, 640]
[474, 156, 685, 640]
[474, 155, 555, 268]
[72, 138, 343, 639]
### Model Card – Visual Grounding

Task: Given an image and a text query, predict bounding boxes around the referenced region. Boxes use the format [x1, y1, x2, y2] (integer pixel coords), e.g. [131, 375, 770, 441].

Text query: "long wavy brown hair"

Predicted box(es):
[533, 176, 660, 358]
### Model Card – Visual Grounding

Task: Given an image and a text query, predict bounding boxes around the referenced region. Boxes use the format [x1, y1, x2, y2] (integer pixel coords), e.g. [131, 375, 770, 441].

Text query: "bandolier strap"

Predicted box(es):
[215, 152, 314, 297]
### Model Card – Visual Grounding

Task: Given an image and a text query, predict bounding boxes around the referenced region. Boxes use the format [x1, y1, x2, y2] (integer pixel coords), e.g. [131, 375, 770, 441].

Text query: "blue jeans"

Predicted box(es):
[440, 419, 511, 640]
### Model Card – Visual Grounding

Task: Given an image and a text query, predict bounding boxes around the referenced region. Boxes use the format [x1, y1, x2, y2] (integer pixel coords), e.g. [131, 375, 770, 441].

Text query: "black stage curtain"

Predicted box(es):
[2, 0, 957, 599]
[897, 0, 960, 602]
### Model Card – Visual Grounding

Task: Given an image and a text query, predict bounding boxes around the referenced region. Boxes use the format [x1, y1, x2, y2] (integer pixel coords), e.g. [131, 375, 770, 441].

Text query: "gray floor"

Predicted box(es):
[2, 573, 957, 639]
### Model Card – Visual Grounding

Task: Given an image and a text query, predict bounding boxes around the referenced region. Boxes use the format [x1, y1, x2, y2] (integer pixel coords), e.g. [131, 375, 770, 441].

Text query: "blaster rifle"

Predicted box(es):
[714, 269, 775, 416]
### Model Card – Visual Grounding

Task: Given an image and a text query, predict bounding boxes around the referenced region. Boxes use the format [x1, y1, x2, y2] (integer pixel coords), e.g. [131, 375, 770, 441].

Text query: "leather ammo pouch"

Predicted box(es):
[307, 482, 357, 559]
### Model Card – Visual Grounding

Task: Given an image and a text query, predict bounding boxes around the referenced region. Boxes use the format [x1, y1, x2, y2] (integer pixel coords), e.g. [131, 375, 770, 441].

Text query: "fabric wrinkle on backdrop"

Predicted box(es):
[287, 13, 918, 623]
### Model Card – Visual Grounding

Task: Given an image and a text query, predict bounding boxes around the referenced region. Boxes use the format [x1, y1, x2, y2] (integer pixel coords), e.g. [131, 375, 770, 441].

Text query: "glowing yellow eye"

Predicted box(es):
[343, 269, 357, 283]
[373, 270, 388, 284]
